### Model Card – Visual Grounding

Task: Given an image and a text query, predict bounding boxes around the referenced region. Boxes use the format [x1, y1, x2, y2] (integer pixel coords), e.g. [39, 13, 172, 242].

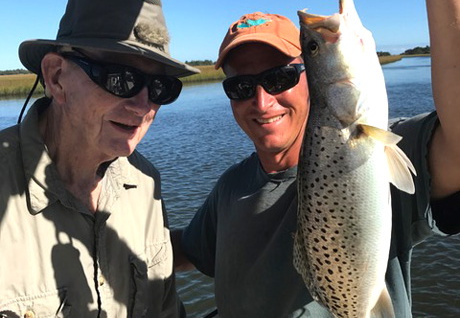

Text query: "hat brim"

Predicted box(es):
[19, 38, 200, 78]
[214, 33, 302, 69]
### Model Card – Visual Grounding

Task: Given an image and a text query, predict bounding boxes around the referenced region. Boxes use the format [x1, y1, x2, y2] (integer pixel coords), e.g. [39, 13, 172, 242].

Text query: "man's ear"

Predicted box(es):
[41, 52, 66, 104]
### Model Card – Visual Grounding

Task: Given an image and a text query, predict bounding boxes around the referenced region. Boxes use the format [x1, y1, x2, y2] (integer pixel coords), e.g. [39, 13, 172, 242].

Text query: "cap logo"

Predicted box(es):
[237, 18, 272, 29]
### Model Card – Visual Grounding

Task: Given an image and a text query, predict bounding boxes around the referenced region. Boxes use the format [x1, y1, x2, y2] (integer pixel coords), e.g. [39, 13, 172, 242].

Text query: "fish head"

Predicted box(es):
[298, 0, 385, 128]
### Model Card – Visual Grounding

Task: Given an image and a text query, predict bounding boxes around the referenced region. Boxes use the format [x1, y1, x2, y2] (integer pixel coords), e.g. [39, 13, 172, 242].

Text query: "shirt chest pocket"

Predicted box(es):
[129, 240, 170, 317]
[0, 289, 71, 318]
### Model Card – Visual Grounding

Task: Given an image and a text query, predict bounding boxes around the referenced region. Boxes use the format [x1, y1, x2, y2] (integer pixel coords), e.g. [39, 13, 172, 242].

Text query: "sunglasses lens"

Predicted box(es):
[223, 76, 256, 101]
[148, 76, 183, 105]
[103, 68, 144, 98]
[262, 67, 298, 94]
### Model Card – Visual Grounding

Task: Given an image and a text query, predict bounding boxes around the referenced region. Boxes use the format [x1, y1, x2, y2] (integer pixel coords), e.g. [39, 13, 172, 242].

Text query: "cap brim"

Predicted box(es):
[19, 38, 200, 78]
[215, 33, 302, 69]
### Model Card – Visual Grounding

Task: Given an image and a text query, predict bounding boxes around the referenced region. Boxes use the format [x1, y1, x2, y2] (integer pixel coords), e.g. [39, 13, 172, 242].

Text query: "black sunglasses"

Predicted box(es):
[64, 55, 183, 105]
[222, 63, 305, 101]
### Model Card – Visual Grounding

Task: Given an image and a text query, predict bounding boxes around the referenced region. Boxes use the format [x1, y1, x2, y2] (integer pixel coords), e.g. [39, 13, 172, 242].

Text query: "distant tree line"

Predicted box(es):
[0, 69, 30, 75]
[377, 45, 430, 57]
[185, 60, 215, 66]
[401, 45, 430, 55]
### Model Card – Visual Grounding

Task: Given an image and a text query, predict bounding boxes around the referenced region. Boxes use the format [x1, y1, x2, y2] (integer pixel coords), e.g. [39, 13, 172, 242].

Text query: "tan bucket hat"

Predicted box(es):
[19, 0, 199, 77]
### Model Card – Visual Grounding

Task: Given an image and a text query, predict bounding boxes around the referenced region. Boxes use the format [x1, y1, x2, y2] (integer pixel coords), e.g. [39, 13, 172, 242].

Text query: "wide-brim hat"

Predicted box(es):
[215, 12, 301, 69]
[19, 0, 199, 78]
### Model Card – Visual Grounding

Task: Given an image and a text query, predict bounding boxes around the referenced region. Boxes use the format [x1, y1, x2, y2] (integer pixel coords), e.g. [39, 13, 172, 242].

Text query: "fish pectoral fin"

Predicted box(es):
[370, 286, 395, 318]
[385, 144, 417, 194]
[359, 124, 417, 194]
[359, 124, 402, 144]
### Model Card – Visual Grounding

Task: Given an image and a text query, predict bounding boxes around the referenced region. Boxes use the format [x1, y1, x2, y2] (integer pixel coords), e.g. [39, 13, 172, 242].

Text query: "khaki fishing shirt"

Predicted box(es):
[0, 99, 183, 318]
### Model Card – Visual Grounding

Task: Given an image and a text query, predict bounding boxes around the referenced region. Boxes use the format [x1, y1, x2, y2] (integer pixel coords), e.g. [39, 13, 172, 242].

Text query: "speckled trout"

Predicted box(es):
[293, 1, 416, 317]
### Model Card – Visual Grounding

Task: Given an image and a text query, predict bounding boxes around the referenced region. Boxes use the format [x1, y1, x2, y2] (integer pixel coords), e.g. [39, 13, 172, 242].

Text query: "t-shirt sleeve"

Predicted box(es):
[181, 184, 219, 277]
[389, 111, 446, 244]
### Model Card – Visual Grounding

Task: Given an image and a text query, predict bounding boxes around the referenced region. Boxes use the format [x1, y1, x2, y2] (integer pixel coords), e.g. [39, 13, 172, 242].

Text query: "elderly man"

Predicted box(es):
[0, 0, 197, 317]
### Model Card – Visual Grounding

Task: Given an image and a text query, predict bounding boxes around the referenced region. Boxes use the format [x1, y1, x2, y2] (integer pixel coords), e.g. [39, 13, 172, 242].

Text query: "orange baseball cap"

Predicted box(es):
[215, 12, 301, 69]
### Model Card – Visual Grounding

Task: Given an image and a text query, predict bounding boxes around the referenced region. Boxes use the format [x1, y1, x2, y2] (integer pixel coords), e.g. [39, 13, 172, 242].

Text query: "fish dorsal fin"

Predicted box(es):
[360, 124, 417, 194]
[370, 286, 395, 318]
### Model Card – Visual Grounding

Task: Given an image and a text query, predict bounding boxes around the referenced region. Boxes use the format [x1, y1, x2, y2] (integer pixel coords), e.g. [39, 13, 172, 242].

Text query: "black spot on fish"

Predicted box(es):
[331, 295, 340, 301]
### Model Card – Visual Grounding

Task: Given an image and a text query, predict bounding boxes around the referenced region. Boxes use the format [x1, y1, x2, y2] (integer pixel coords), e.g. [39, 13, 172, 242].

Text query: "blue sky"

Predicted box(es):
[1, 0, 429, 71]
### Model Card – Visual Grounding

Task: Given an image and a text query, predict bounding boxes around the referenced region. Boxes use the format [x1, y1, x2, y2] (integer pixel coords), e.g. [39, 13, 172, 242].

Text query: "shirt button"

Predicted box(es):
[24, 311, 35, 318]
[99, 275, 105, 286]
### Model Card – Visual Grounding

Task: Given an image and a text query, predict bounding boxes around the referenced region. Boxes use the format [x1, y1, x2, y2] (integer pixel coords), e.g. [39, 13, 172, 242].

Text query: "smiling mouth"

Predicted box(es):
[111, 121, 138, 131]
[255, 115, 284, 124]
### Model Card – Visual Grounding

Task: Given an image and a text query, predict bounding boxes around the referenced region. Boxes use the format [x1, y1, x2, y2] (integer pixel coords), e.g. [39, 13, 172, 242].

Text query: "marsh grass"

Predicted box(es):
[379, 55, 403, 65]
[0, 73, 44, 98]
[181, 65, 225, 83]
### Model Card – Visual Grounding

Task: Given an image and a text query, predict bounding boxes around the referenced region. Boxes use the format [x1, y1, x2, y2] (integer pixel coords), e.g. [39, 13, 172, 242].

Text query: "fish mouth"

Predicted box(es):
[298, 10, 341, 34]
[255, 115, 284, 124]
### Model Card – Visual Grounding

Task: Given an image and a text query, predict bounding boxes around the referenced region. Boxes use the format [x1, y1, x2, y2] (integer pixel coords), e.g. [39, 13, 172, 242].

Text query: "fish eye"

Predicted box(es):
[308, 41, 319, 56]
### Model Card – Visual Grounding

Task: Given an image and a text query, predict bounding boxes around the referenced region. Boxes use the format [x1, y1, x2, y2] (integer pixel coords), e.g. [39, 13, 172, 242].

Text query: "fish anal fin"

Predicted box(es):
[359, 124, 416, 194]
[370, 286, 395, 318]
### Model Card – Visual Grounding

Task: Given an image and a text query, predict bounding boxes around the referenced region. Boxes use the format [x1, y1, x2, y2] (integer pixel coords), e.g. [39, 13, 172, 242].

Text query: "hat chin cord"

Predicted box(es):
[17, 74, 41, 124]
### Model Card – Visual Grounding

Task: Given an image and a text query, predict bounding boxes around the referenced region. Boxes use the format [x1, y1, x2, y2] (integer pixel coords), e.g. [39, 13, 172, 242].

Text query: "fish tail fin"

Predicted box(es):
[360, 124, 417, 194]
[370, 286, 395, 318]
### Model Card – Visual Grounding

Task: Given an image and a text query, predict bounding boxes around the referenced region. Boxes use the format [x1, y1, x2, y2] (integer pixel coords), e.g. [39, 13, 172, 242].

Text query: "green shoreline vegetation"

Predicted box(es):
[0, 51, 430, 99]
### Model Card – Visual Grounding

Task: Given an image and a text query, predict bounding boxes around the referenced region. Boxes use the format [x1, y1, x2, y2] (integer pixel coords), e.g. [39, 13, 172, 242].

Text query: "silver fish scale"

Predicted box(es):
[294, 122, 390, 318]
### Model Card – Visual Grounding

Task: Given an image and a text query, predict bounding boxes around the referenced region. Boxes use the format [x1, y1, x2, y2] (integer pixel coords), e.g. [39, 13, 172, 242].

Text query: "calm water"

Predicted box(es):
[1, 57, 459, 317]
